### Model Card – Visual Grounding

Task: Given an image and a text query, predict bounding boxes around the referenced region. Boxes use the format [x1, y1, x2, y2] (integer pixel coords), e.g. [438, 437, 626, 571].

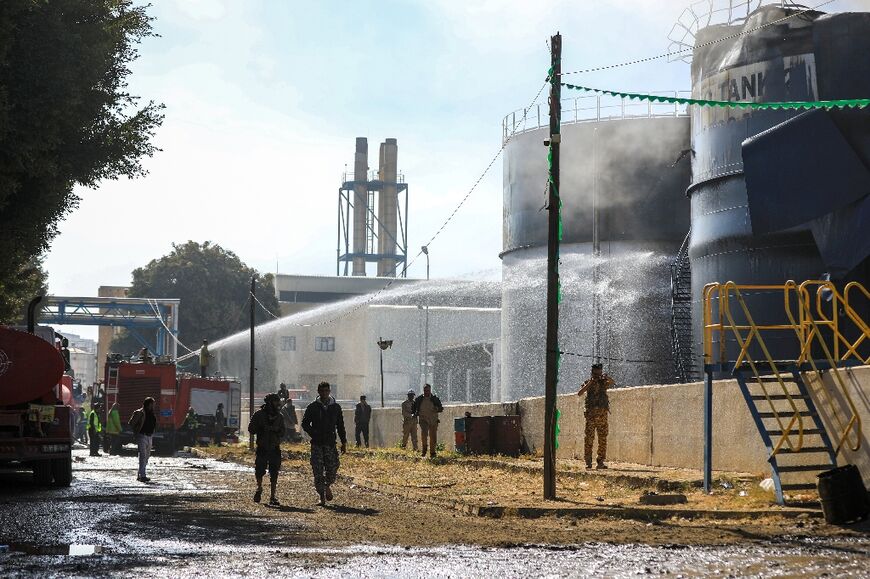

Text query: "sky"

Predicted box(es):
[41, 0, 870, 340]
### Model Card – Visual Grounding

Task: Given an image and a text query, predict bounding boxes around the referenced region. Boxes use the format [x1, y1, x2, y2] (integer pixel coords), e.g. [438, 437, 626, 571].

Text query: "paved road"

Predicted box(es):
[0, 448, 868, 577]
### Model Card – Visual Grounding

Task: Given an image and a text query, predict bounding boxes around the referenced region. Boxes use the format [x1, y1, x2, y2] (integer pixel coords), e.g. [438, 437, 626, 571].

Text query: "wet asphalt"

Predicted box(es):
[0, 447, 868, 578]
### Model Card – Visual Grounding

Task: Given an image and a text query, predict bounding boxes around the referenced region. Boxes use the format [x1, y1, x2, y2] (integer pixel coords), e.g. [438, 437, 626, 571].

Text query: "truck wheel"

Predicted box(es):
[52, 454, 73, 486]
[32, 461, 53, 486]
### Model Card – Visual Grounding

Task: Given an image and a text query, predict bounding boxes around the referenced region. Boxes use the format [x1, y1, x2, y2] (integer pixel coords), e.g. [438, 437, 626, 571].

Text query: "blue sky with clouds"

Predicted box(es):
[43, 0, 868, 339]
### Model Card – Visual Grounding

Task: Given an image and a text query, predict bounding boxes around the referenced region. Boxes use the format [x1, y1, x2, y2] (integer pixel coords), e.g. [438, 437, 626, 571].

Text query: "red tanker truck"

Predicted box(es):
[0, 300, 74, 486]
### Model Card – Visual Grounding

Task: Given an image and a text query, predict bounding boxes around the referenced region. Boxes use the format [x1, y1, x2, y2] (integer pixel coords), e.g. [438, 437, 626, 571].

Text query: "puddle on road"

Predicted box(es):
[0, 543, 105, 556]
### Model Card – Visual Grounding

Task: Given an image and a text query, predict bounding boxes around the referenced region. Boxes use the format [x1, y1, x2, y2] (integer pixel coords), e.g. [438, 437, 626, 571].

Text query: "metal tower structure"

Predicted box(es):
[337, 137, 409, 277]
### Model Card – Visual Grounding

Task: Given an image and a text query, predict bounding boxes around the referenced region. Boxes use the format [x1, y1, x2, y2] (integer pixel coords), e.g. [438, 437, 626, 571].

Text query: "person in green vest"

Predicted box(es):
[182, 407, 199, 448]
[200, 339, 211, 378]
[105, 402, 122, 455]
[88, 403, 103, 457]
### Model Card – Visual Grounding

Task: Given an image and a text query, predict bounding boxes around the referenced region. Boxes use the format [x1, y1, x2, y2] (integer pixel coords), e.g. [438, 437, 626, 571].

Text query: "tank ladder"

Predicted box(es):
[733, 364, 837, 505]
[670, 231, 698, 382]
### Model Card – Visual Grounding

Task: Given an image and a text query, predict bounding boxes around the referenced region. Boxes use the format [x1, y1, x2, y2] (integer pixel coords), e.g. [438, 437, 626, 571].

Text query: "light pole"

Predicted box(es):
[421, 245, 430, 385]
[377, 337, 393, 408]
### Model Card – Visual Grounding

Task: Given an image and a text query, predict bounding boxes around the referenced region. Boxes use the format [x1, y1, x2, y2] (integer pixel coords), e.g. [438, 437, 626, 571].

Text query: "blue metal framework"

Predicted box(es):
[337, 173, 409, 277]
[39, 296, 180, 358]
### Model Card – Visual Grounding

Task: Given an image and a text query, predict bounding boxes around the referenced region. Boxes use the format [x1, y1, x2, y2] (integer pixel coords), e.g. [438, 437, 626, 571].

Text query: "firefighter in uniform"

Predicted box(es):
[577, 363, 615, 469]
[87, 403, 103, 457]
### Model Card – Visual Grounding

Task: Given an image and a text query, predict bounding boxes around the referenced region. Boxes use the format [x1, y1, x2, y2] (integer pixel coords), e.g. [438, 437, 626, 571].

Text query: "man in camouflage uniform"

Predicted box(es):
[577, 363, 615, 469]
[301, 381, 347, 506]
[412, 383, 443, 458]
[400, 389, 418, 451]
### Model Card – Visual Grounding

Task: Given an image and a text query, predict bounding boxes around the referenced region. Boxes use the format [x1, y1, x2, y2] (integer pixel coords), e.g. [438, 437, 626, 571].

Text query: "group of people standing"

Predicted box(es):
[248, 381, 446, 507]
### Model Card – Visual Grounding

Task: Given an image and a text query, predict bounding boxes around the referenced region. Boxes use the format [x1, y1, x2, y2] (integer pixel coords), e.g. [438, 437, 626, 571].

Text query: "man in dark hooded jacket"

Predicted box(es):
[301, 381, 347, 506]
[248, 393, 286, 505]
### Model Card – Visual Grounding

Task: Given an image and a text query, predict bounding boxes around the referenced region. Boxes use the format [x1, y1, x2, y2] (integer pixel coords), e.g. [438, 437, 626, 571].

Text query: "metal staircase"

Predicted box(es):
[703, 280, 868, 505]
[733, 365, 838, 501]
[670, 232, 698, 382]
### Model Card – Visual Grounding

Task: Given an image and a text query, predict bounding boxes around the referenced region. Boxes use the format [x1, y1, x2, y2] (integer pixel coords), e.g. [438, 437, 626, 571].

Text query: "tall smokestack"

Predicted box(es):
[352, 137, 368, 276]
[377, 138, 398, 277]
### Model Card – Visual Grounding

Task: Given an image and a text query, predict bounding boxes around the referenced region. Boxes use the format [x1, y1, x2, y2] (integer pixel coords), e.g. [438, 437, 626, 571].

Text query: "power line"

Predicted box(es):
[559, 0, 837, 77]
[147, 299, 195, 354]
[251, 291, 280, 320]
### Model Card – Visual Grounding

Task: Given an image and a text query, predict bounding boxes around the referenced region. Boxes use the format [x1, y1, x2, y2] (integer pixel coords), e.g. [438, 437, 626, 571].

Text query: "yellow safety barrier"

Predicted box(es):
[703, 280, 868, 457]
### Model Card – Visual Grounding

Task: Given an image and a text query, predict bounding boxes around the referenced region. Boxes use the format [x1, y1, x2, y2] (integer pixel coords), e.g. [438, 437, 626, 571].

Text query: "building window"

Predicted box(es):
[280, 336, 296, 352]
[314, 337, 335, 352]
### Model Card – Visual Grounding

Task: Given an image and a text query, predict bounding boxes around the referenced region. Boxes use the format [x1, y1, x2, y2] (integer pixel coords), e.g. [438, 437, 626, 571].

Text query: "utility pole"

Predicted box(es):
[422, 245, 430, 386]
[249, 275, 256, 450]
[543, 32, 562, 501]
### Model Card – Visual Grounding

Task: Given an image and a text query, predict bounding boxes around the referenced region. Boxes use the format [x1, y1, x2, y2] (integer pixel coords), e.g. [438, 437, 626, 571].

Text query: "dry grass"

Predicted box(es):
[204, 443, 780, 512]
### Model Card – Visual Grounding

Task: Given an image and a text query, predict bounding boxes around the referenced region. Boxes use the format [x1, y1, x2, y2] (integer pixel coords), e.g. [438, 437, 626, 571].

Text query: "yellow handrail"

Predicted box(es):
[719, 282, 804, 454]
[703, 279, 868, 457]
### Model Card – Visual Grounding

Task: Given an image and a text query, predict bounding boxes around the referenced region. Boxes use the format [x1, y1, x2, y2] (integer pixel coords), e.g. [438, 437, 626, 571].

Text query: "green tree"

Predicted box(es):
[0, 1, 163, 323]
[0, 258, 48, 323]
[111, 241, 281, 356]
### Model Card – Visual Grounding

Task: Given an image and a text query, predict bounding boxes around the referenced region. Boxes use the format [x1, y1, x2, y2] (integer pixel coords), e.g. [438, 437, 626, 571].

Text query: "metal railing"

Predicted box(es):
[341, 170, 406, 184]
[703, 280, 867, 456]
[502, 91, 691, 143]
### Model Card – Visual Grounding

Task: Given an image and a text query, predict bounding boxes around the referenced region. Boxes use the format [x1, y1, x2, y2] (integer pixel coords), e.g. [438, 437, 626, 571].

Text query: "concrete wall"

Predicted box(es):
[302, 366, 870, 485]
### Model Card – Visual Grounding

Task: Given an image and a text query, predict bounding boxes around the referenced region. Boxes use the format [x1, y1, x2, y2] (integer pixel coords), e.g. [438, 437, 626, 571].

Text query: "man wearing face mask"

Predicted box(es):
[301, 381, 347, 506]
[248, 393, 286, 506]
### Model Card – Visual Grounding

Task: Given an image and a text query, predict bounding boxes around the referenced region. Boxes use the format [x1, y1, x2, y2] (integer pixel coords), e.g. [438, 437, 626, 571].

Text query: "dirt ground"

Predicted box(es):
[196, 443, 868, 547]
[1, 446, 868, 577]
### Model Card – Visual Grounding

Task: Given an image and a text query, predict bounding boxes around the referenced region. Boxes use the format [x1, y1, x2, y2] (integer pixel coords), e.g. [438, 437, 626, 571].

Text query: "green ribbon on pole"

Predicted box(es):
[561, 83, 870, 110]
[555, 408, 562, 450]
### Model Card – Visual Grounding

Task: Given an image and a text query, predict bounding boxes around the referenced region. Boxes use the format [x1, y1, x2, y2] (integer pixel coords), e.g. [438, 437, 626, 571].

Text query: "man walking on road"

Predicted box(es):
[105, 402, 122, 455]
[87, 403, 102, 457]
[354, 395, 371, 448]
[413, 384, 443, 458]
[129, 397, 157, 482]
[301, 381, 347, 506]
[248, 393, 286, 506]
[200, 339, 211, 378]
[400, 389, 418, 451]
[577, 363, 615, 470]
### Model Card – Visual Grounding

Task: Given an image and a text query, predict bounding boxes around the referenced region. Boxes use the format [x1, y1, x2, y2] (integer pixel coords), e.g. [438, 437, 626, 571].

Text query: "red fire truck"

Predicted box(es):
[104, 358, 242, 453]
[0, 321, 73, 486]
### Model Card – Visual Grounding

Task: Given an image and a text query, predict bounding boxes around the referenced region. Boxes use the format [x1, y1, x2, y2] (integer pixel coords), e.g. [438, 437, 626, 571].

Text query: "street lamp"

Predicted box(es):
[421, 245, 429, 280]
[377, 337, 393, 408]
[420, 245, 430, 386]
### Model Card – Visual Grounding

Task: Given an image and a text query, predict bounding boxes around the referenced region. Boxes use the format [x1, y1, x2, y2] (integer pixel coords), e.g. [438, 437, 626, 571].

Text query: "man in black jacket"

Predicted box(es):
[248, 393, 286, 506]
[301, 381, 347, 506]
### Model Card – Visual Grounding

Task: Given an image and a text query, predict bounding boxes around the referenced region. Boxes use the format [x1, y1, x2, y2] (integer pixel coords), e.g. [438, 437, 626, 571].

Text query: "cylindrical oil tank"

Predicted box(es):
[688, 5, 870, 371]
[501, 107, 691, 402]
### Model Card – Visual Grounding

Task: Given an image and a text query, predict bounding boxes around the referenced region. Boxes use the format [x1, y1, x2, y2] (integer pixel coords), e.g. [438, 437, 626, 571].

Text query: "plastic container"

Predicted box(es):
[817, 464, 870, 524]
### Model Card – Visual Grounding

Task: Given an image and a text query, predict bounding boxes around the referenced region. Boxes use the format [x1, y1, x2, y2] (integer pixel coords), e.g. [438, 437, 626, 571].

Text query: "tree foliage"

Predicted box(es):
[111, 241, 281, 356]
[0, 258, 48, 323]
[0, 0, 163, 322]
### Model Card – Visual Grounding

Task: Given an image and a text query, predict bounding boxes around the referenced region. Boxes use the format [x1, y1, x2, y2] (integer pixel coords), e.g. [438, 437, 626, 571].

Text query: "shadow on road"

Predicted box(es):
[325, 504, 379, 516]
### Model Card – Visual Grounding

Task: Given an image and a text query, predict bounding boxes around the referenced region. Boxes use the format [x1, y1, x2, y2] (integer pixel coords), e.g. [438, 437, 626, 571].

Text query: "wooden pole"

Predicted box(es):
[543, 32, 562, 501]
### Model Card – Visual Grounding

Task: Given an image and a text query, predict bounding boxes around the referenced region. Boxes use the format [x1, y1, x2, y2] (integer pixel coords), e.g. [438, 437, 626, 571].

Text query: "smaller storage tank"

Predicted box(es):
[501, 95, 692, 402]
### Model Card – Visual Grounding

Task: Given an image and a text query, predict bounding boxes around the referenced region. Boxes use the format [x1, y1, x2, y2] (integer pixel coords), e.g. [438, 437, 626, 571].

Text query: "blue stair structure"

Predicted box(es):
[733, 364, 838, 505]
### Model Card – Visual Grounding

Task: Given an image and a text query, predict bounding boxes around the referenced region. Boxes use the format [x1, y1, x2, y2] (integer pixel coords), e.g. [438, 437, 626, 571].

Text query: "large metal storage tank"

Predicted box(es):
[500, 98, 691, 402]
[688, 5, 870, 371]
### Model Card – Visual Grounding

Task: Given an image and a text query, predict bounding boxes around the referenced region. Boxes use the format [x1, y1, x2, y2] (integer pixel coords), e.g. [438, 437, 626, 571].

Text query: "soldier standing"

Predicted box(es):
[400, 389, 418, 451]
[301, 381, 347, 506]
[354, 395, 371, 448]
[87, 403, 102, 457]
[412, 384, 443, 458]
[577, 363, 615, 469]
